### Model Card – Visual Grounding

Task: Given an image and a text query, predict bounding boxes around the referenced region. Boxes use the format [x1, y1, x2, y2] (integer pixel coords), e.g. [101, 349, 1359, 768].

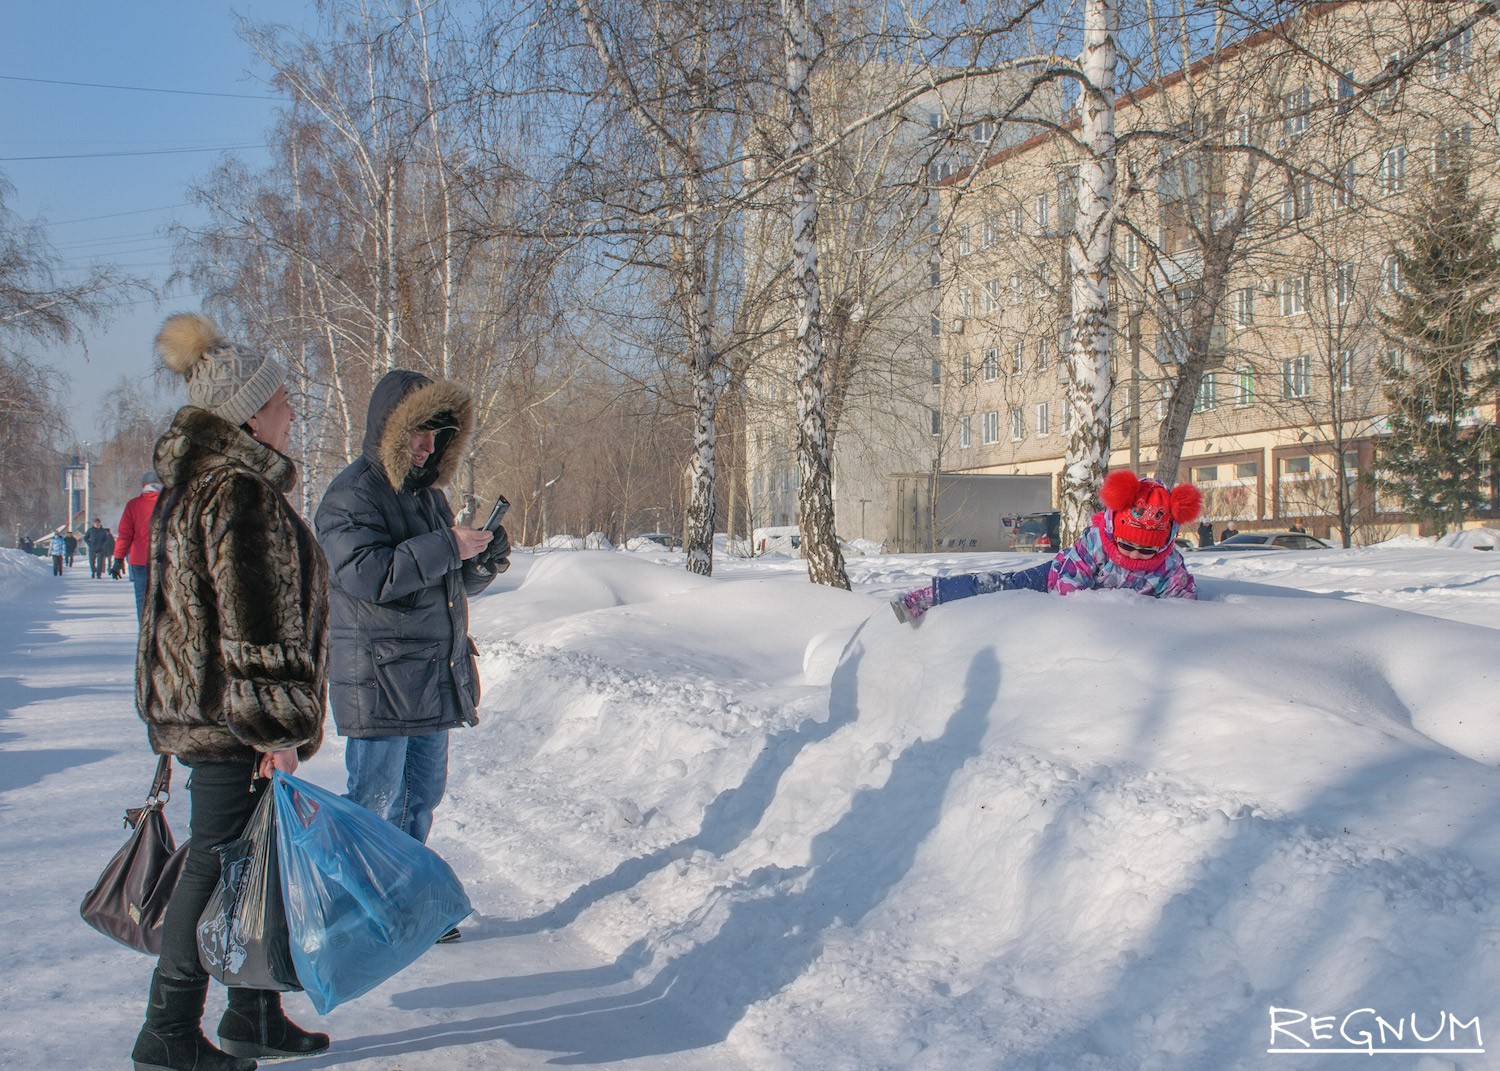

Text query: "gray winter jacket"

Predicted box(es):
[314, 370, 494, 739]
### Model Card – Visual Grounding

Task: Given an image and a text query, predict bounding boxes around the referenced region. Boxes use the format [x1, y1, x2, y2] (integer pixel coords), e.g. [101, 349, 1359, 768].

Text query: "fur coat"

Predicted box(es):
[137, 406, 329, 764]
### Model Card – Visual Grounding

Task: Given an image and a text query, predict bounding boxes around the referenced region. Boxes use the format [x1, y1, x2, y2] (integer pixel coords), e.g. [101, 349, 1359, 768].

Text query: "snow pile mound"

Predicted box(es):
[453, 557, 1500, 1070]
[1441, 527, 1500, 551]
[539, 534, 585, 550]
[0, 548, 48, 603]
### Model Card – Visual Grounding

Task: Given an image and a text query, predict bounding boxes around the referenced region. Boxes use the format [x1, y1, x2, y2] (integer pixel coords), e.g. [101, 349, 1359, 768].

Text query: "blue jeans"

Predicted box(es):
[130, 564, 150, 621]
[344, 731, 449, 844]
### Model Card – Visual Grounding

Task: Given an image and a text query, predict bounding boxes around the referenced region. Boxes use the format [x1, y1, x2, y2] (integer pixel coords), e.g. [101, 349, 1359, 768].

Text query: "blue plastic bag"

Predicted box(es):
[272, 772, 472, 1014]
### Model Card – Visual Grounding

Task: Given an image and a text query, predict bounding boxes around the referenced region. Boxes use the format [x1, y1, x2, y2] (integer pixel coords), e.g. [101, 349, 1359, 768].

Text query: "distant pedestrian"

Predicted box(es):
[83, 519, 112, 579]
[48, 530, 66, 576]
[1220, 523, 1239, 542]
[64, 530, 78, 567]
[1288, 519, 1307, 534]
[116, 471, 162, 620]
[1197, 519, 1214, 548]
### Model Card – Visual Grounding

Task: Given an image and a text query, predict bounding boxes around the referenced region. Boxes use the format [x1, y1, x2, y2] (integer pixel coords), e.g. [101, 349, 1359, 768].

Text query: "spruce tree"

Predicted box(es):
[1377, 152, 1500, 535]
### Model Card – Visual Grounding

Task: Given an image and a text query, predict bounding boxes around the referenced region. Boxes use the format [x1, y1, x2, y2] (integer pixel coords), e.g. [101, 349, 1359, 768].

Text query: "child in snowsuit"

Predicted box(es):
[892, 471, 1202, 623]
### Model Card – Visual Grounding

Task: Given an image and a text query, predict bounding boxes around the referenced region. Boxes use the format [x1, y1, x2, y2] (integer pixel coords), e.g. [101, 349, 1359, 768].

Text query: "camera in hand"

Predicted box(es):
[483, 495, 510, 532]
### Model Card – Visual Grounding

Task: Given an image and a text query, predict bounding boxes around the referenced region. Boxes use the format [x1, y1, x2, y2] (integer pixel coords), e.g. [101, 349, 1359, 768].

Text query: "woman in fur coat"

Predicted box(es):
[130, 313, 330, 1071]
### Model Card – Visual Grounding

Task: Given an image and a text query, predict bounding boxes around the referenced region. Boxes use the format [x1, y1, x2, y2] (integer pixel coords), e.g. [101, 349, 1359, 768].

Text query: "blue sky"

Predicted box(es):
[1, 0, 315, 444]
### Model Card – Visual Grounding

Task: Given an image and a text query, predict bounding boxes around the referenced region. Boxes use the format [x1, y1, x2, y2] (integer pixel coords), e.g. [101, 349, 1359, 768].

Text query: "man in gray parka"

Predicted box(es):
[316, 371, 508, 941]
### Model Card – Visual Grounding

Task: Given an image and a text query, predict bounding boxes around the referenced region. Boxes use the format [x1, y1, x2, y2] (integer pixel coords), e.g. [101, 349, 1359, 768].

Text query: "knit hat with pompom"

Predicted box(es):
[1100, 470, 1202, 551]
[155, 312, 285, 428]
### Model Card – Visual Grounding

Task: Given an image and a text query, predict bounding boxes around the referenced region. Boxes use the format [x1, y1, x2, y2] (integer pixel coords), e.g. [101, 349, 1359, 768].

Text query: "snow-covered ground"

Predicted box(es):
[2, 538, 1498, 1070]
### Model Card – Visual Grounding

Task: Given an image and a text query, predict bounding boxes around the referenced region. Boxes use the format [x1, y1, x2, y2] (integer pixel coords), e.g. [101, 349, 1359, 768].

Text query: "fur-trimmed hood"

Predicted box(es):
[362, 370, 473, 492]
[155, 405, 296, 495]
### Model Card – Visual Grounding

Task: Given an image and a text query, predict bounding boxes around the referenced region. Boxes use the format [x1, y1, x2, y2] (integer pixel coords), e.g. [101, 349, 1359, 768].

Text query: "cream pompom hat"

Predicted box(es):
[155, 312, 286, 427]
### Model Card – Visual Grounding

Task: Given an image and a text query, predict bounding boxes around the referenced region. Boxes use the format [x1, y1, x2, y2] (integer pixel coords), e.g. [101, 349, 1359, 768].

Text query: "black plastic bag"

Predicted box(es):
[196, 785, 299, 991]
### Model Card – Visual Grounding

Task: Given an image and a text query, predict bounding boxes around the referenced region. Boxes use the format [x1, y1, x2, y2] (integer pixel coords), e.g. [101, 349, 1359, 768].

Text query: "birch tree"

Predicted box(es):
[1059, 0, 1120, 542]
[781, 0, 849, 588]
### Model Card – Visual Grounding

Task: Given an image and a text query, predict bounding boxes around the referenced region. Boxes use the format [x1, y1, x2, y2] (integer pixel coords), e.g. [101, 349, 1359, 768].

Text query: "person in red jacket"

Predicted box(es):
[116, 471, 162, 620]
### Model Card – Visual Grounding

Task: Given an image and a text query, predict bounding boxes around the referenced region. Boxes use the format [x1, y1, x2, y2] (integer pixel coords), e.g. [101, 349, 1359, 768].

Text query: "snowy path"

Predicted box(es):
[0, 566, 753, 1071]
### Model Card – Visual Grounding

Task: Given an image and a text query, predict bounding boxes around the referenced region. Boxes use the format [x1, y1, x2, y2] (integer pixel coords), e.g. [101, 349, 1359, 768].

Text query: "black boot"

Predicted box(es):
[217, 988, 330, 1059]
[132, 970, 258, 1071]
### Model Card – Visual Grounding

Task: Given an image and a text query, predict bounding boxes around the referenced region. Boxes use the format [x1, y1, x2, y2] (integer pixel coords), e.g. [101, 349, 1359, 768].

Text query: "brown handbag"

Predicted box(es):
[80, 756, 189, 954]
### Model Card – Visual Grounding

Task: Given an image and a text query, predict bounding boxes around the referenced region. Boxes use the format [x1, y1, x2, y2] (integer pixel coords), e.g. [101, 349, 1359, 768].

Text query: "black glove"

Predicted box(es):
[474, 525, 511, 574]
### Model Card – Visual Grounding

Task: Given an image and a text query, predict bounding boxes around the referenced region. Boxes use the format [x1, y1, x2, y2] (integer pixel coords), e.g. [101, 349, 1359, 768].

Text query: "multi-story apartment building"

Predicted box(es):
[742, 64, 1061, 545]
[938, 1, 1499, 543]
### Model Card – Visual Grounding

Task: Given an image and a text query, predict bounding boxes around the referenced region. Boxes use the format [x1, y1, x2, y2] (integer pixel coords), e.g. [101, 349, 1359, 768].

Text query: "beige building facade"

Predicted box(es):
[937, 0, 1500, 544]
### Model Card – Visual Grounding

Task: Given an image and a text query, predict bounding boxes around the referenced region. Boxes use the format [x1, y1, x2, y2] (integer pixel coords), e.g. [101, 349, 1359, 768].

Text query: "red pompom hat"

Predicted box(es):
[1099, 471, 1202, 552]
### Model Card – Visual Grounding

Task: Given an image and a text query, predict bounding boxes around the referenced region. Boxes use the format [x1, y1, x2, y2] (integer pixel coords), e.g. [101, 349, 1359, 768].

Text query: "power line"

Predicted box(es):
[0, 74, 280, 100]
[48, 204, 188, 226]
[1, 145, 260, 162]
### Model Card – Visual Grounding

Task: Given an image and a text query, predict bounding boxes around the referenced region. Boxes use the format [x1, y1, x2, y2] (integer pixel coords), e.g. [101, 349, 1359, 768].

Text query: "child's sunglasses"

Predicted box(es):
[1115, 538, 1161, 555]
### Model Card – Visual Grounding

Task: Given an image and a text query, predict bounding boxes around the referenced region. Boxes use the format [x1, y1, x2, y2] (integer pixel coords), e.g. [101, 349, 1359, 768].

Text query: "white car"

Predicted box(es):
[1214, 531, 1331, 551]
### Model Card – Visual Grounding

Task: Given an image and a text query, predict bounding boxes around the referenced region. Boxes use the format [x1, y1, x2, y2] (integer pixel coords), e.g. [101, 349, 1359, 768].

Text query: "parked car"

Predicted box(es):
[631, 531, 680, 549]
[1011, 511, 1061, 553]
[1214, 530, 1332, 551]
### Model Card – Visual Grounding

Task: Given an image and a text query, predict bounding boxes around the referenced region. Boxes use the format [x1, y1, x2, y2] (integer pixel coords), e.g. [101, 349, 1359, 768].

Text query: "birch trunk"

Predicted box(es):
[783, 0, 849, 590]
[1061, 0, 1120, 544]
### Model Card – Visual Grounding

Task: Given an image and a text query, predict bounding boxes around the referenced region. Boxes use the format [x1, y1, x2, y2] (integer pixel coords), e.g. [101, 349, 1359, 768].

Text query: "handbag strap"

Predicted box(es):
[147, 754, 173, 806]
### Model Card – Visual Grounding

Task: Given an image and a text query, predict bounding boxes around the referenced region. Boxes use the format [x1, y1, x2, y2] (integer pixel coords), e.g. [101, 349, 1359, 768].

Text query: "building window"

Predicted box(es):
[1380, 50, 1405, 107]
[1281, 85, 1311, 138]
[1335, 160, 1356, 208]
[958, 224, 972, 256]
[1233, 111, 1254, 146]
[981, 410, 999, 444]
[931, 359, 941, 384]
[971, 119, 995, 144]
[1061, 402, 1073, 434]
[930, 314, 942, 337]
[1337, 349, 1354, 391]
[930, 261, 941, 289]
[1009, 272, 1024, 304]
[1378, 145, 1406, 195]
[930, 409, 941, 436]
[1434, 126, 1472, 175]
[1010, 339, 1024, 374]
[984, 278, 1000, 314]
[982, 348, 999, 381]
[958, 415, 972, 449]
[1036, 337, 1049, 374]
[1335, 262, 1356, 306]
[1281, 354, 1311, 398]
[1335, 70, 1355, 114]
[1122, 230, 1140, 272]
[961, 352, 972, 384]
[1193, 465, 1219, 482]
[1035, 194, 1050, 231]
[1237, 461, 1258, 479]
[1281, 176, 1313, 222]
[983, 216, 1000, 248]
[959, 287, 973, 317]
[1381, 254, 1404, 294]
[1279, 275, 1308, 316]
[1235, 366, 1254, 407]
[1381, 347, 1404, 381]
[1011, 204, 1025, 232]
[1036, 402, 1049, 436]
[1194, 373, 1218, 412]
[1284, 455, 1312, 475]
[1233, 286, 1256, 327]
[1433, 27, 1472, 79]
[1009, 407, 1024, 441]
